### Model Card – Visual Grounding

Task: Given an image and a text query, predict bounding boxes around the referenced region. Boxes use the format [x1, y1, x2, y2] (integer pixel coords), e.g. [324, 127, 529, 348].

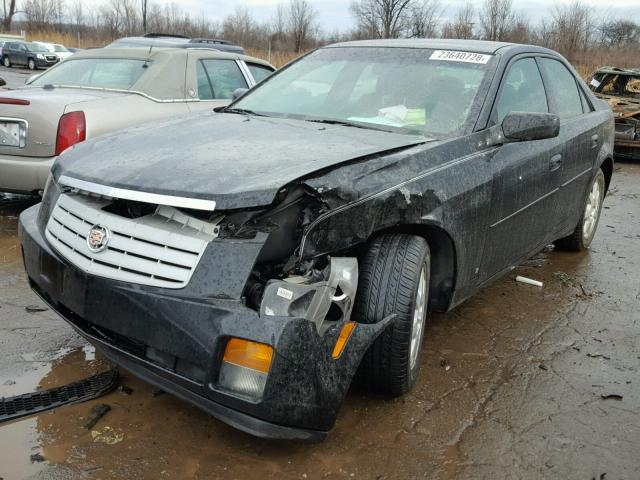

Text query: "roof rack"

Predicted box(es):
[143, 33, 189, 39]
[189, 38, 233, 45]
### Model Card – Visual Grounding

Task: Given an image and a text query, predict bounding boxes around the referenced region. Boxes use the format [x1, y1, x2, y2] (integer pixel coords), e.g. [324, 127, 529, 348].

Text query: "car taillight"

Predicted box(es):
[55, 111, 86, 156]
[0, 98, 30, 105]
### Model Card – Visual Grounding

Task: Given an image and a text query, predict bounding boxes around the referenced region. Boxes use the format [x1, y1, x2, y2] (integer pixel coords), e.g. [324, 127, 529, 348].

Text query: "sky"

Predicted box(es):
[81, 0, 640, 32]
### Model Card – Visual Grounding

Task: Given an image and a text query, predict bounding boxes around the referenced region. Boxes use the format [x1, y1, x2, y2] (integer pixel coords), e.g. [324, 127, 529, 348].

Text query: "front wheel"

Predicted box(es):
[27, 58, 36, 70]
[3, 56, 10, 68]
[354, 233, 430, 396]
[554, 169, 606, 251]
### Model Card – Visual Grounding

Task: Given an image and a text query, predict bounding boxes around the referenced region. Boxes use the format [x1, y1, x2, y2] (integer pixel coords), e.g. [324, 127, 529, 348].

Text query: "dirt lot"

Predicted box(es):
[0, 162, 639, 480]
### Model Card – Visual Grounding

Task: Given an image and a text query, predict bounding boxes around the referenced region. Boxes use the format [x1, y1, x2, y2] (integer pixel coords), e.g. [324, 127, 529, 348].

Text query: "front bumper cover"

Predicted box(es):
[19, 204, 391, 441]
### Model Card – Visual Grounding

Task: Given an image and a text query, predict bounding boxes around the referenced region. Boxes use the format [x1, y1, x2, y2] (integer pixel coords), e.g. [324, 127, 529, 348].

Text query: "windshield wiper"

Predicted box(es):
[305, 118, 410, 134]
[221, 107, 266, 117]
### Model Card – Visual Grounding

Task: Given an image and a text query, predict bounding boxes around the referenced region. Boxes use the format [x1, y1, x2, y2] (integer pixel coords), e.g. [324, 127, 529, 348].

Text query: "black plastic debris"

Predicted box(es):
[83, 403, 111, 429]
[30, 453, 46, 463]
[25, 305, 47, 313]
[601, 394, 623, 401]
[0, 370, 118, 423]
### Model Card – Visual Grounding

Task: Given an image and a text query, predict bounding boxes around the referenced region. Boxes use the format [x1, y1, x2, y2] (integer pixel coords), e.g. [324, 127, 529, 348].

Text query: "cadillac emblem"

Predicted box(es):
[87, 225, 110, 253]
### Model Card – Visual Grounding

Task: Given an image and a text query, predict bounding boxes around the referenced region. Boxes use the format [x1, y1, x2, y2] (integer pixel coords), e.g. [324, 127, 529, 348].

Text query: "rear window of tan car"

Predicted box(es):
[30, 58, 149, 90]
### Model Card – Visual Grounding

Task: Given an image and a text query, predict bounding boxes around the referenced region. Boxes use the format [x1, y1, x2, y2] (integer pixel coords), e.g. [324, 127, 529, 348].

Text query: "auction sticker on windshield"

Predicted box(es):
[429, 50, 492, 64]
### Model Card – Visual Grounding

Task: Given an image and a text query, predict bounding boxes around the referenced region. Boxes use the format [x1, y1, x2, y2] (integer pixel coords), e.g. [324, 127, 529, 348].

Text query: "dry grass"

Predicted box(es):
[245, 49, 302, 68]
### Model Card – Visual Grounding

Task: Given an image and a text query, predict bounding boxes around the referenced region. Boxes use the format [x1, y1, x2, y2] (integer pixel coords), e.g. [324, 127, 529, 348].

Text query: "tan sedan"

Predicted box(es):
[0, 47, 274, 193]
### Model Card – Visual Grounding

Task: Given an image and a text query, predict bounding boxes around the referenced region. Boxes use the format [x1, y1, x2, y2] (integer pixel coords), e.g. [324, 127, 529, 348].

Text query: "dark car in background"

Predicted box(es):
[20, 39, 614, 441]
[2, 41, 59, 70]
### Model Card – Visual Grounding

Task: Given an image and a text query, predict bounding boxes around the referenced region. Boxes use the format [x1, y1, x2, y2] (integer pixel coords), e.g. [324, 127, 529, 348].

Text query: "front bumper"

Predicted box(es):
[19, 204, 389, 440]
[35, 57, 59, 68]
[0, 153, 55, 193]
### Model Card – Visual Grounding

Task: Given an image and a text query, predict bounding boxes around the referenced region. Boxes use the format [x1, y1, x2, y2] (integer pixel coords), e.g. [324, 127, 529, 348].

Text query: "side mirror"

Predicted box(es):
[231, 88, 249, 102]
[502, 111, 560, 142]
[0, 77, 6, 87]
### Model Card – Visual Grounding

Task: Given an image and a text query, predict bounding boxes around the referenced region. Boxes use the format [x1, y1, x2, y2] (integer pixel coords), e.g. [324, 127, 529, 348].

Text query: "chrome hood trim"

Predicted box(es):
[58, 175, 216, 211]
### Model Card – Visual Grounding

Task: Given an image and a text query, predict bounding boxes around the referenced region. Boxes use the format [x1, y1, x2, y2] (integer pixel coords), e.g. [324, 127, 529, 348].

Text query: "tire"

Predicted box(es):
[554, 169, 606, 251]
[3, 56, 10, 68]
[27, 58, 35, 70]
[354, 233, 430, 396]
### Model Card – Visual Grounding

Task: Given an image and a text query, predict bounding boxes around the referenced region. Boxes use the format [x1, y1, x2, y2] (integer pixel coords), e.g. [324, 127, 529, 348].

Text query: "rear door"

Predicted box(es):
[538, 57, 601, 234]
[186, 53, 251, 112]
[16, 43, 28, 66]
[479, 56, 564, 281]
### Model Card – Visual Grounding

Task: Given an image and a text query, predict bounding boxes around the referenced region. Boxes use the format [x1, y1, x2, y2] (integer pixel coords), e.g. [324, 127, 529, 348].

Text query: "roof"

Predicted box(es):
[106, 36, 244, 54]
[326, 38, 549, 55]
[67, 47, 272, 68]
[594, 66, 640, 76]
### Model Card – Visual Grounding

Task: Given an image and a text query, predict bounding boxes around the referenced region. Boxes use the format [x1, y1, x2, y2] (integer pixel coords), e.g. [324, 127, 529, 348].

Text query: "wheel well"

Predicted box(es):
[600, 156, 613, 193]
[373, 224, 456, 312]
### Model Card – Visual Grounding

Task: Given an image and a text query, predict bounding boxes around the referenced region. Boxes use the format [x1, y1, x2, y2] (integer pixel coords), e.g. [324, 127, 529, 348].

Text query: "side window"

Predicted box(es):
[539, 58, 583, 120]
[496, 58, 548, 123]
[247, 63, 273, 84]
[200, 59, 248, 99]
[196, 61, 214, 100]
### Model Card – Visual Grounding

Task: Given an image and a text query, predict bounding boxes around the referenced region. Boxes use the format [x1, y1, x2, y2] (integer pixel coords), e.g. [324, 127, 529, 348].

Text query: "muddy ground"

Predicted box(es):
[0, 162, 639, 480]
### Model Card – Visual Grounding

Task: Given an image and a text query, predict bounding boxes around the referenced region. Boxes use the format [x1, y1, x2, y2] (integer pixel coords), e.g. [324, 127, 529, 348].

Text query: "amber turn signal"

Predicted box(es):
[223, 338, 274, 373]
[332, 322, 356, 359]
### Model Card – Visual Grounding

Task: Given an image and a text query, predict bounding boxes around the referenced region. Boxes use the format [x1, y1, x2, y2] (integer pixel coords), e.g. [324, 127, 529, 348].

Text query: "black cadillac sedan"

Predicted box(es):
[19, 39, 614, 441]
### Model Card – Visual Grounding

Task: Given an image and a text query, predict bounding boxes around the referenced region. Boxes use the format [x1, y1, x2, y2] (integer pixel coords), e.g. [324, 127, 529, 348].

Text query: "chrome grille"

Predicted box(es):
[45, 55, 57, 61]
[45, 192, 219, 289]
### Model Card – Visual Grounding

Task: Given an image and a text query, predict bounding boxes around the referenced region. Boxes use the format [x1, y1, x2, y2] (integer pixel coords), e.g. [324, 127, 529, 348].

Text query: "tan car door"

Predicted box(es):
[186, 51, 252, 113]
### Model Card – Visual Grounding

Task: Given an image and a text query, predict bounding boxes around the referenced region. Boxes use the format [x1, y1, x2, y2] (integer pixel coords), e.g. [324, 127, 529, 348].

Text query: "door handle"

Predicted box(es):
[549, 153, 562, 171]
[591, 134, 599, 149]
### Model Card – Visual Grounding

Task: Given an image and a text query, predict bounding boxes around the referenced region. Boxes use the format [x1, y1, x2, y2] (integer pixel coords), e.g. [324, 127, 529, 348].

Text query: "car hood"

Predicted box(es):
[54, 111, 429, 210]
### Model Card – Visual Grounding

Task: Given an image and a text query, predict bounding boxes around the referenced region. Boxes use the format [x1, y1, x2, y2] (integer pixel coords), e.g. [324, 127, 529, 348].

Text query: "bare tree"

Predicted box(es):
[223, 6, 258, 47]
[141, 0, 148, 33]
[479, 0, 513, 41]
[2, 0, 17, 30]
[287, 0, 317, 53]
[600, 20, 639, 48]
[546, 0, 594, 58]
[407, 0, 441, 38]
[23, 0, 56, 29]
[350, 0, 414, 39]
[71, 0, 84, 30]
[442, 2, 475, 39]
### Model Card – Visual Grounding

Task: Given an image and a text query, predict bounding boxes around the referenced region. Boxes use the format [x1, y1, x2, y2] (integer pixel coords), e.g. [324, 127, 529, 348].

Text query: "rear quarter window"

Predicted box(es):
[247, 63, 274, 83]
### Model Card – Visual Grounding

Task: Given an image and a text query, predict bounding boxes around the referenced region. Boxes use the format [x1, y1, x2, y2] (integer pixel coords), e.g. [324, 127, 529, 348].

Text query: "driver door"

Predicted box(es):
[479, 57, 563, 282]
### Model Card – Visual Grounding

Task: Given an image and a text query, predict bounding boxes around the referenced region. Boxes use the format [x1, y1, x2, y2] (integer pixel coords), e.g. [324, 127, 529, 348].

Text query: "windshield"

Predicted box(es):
[54, 44, 69, 52]
[27, 43, 48, 53]
[29, 58, 149, 90]
[234, 47, 493, 137]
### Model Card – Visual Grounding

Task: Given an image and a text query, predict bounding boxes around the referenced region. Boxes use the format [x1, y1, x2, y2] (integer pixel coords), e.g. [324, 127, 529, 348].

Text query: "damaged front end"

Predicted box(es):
[19, 174, 392, 440]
